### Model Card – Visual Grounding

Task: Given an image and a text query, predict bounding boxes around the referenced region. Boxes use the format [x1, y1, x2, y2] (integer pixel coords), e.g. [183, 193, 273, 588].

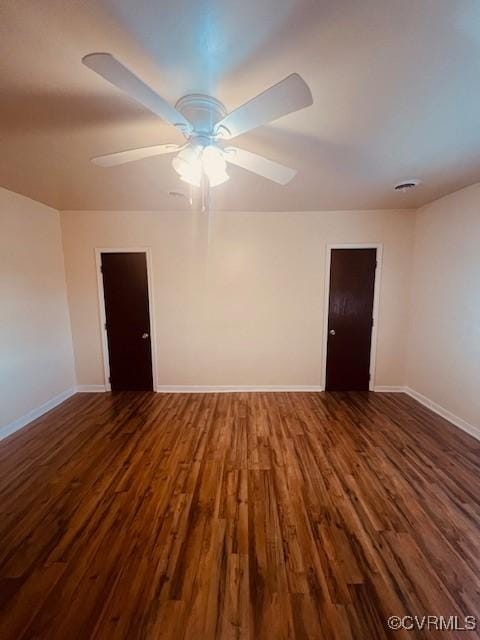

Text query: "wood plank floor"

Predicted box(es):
[0, 392, 479, 639]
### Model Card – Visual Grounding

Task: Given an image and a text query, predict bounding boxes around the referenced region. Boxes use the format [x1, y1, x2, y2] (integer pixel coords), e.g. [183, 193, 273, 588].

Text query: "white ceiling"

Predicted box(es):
[1, 0, 480, 211]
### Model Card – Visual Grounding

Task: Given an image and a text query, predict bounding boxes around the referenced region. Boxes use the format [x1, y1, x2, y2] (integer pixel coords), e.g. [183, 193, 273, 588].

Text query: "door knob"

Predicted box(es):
[329, 329, 336, 336]
[141, 332, 149, 339]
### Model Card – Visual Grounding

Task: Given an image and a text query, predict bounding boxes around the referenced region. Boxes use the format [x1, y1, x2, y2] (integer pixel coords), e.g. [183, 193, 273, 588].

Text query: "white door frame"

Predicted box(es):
[321, 243, 383, 392]
[95, 248, 158, 392]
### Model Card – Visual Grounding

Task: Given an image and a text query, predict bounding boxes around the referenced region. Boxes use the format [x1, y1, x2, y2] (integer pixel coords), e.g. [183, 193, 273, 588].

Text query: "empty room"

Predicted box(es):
[1, 1, 479, 638]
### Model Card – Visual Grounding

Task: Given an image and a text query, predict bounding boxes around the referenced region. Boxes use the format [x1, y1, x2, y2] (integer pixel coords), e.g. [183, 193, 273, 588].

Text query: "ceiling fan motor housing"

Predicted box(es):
[175, 94, 227, 138]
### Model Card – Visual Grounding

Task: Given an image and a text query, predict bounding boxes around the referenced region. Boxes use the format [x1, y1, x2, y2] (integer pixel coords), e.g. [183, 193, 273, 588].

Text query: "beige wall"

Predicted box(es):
[61, 209, 415, 389]
[407, 183, 480, 430]
[0, 188, 75, 432]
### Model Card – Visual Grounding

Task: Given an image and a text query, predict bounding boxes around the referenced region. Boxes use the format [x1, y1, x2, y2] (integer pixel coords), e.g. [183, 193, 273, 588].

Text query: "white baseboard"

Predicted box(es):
[156, 385, 324, 394]
[404, 387, 480, 442]
[75, 385, 107, 393]
[74, 383, 325, 394]
[374, 385, 480, 442]
[4, 384, 475, 446]
[0, 387, 76, 442]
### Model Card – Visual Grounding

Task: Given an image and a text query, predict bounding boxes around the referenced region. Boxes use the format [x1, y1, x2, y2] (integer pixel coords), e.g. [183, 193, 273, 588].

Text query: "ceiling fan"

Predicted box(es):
[82, 53, 313, 198]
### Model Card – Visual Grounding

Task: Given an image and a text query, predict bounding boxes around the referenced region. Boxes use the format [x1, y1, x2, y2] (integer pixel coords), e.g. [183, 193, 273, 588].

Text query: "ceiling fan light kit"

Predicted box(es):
[172, 138, 230, 188]
[82, 53, 313, 205]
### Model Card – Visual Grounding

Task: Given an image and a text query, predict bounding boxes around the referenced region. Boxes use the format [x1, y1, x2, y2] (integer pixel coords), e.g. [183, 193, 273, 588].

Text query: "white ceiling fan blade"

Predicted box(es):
[82, 53, 192, 133]
[224, 147, 296, 185]
[92, 143, 180, 167]
[215, 74, 312, 140]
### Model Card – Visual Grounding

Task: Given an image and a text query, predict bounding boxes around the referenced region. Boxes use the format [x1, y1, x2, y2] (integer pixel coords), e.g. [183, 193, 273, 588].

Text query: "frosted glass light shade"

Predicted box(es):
[172, 143, 229, 187]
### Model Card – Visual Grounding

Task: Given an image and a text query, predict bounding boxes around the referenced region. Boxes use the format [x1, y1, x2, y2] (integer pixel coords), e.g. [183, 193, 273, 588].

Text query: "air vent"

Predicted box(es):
[394, 179, 421, 192]
[168, 190, 186, 198]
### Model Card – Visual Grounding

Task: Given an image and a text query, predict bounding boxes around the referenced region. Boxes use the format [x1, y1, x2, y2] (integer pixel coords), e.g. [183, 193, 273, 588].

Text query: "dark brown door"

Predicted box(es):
[325, 248, 377, 391]
[101, 252, 153, 391]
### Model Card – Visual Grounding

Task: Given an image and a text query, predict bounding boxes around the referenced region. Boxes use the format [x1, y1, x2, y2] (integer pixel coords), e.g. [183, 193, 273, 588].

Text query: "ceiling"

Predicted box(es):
[1, 0, 480, 211]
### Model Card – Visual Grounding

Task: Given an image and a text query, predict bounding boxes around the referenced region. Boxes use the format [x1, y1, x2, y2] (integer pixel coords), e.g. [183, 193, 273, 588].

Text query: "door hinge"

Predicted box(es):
[371, 317, 374, 327]
[108, 376, 111, 383]
[104, 322, 107, 330]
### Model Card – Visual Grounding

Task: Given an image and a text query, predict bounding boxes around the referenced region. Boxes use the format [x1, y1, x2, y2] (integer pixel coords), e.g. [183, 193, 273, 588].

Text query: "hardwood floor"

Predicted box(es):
[0, 391, 479, 639]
